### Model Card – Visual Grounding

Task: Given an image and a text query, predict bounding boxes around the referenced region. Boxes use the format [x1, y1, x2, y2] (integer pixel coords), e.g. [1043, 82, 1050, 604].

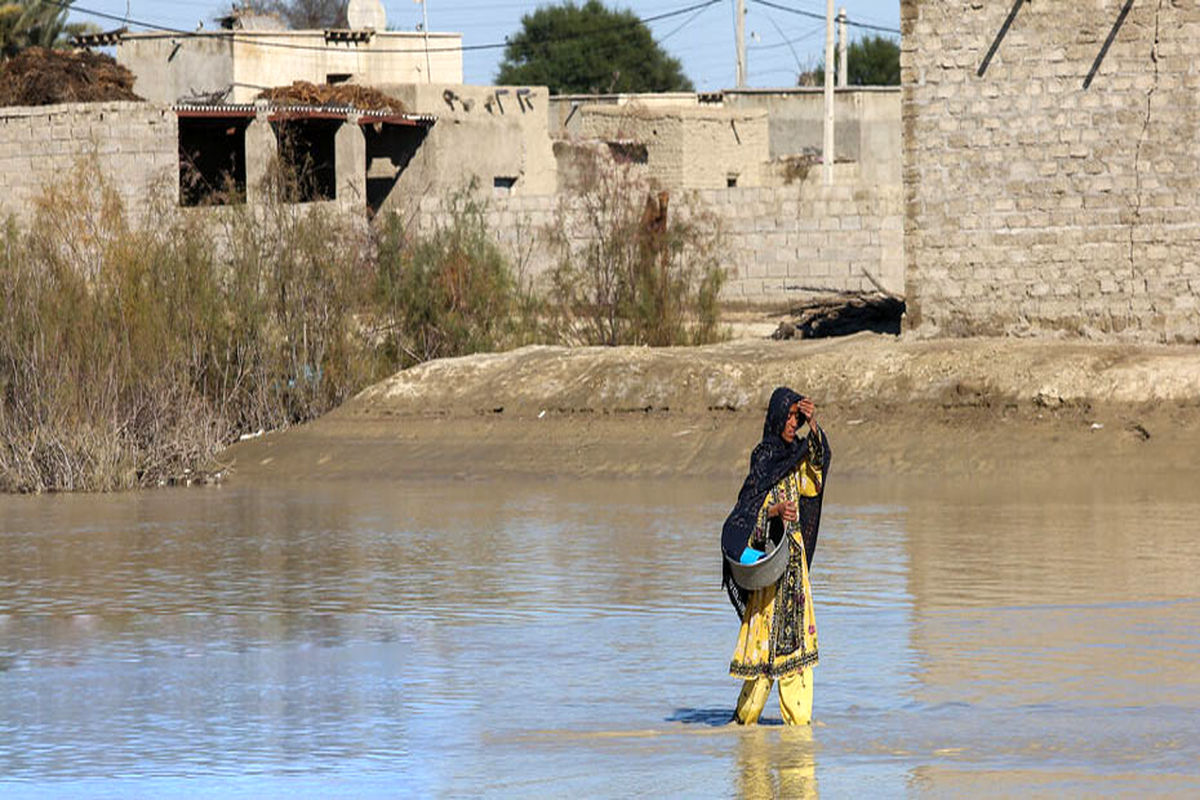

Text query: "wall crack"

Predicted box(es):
[1130, 0, 1164, 280]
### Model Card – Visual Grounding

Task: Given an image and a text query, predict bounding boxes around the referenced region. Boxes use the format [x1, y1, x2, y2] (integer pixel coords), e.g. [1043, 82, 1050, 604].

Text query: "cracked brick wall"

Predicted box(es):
[901, 0, 1200, 341]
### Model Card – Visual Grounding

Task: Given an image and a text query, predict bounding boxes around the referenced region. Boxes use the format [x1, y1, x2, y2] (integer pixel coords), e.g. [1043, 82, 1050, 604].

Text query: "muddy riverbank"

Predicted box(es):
[220, 334, 1200, 484]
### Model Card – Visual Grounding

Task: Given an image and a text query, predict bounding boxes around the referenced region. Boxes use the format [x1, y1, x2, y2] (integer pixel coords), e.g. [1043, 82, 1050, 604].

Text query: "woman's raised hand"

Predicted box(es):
[798, 397, 816, 426]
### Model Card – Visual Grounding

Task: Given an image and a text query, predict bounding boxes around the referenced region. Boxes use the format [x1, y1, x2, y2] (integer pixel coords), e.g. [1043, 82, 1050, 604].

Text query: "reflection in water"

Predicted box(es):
[737, 727, 818, 799]
[1, 473, 1198, 795]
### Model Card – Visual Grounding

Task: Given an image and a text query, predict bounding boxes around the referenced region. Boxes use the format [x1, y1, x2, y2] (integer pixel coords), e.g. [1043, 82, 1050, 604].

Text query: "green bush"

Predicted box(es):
[373, 189, 540, 367]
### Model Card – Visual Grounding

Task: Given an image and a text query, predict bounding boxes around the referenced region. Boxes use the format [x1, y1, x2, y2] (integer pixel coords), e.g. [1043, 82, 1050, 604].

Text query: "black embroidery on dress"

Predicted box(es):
[729, 648, 820, 679]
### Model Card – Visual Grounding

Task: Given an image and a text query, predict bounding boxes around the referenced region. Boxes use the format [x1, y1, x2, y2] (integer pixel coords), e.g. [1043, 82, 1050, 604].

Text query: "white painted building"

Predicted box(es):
[116, 1, 461, 105]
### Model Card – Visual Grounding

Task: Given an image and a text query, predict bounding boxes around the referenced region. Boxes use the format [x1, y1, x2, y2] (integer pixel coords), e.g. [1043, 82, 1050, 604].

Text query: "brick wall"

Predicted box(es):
[0, 102, 177, 224]
[408, 164, 903, 304]
[901, 0, 1200, 341]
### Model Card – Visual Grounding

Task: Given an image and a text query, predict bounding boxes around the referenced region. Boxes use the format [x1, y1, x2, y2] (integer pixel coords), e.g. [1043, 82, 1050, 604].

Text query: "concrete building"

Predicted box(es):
[1, 70, 903, 306]
[0, 97, 438, 225]
[0, 101, 177, 225]
[116, 12, 462, 105]
[901, 0, 1200, 342]
[549, 88, 902, 187]
[564, 104, 770, 190]
[369, 82, 557, 214]
[714, 87, 901, 185]
[173, 101, 435, 213]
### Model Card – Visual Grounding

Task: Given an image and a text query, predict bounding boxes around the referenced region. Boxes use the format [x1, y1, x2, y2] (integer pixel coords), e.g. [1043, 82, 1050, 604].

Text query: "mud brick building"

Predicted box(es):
[901, 0, 1200, 341]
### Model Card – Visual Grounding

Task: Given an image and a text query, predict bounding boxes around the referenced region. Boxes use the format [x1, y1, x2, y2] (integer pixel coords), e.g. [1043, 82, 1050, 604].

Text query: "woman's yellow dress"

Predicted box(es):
[729, 451, 823, 723]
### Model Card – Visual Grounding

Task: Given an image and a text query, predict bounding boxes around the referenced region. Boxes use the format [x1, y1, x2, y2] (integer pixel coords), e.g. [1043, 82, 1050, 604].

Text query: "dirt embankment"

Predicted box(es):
[221, 335, 1200, 484]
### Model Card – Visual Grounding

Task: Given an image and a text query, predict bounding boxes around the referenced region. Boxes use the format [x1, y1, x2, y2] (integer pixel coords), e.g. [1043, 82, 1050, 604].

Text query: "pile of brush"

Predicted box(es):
[0, 47, 141, 106]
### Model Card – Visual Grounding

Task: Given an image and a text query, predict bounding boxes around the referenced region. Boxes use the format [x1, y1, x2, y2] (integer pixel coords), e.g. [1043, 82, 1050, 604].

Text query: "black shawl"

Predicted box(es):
[720, 386, 831, 619]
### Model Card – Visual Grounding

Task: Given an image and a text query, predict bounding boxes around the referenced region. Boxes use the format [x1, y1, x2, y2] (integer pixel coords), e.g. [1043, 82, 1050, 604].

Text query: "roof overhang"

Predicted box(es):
[173, 103, 435, 127]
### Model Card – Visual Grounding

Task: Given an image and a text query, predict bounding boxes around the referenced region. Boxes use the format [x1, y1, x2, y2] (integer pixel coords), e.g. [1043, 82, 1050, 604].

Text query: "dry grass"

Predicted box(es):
[0, 160, 729, 493]
[0, 161, 373, 492]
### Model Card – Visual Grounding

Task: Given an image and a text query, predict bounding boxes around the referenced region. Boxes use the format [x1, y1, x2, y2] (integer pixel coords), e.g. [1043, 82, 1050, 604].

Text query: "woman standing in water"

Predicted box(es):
[721, 387, 830, 725]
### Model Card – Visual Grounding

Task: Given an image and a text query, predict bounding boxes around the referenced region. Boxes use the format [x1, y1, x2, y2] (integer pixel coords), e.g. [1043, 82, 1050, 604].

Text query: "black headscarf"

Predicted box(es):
[721, 386, 830, 619]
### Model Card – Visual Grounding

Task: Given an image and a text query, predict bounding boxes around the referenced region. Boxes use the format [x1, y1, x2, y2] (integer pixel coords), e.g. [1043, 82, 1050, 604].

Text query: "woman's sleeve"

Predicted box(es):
[809, 426, 831, 473]
[747, 492, 773, 549]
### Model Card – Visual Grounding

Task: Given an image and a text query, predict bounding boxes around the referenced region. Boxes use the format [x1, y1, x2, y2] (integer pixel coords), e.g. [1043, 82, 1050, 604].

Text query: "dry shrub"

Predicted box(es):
[371, 186, 540, 366]
[0, 160, 373, 492]
[257, 80, 407, 113]
[547, 156, 727, 346]
[0, 154, 726, 493]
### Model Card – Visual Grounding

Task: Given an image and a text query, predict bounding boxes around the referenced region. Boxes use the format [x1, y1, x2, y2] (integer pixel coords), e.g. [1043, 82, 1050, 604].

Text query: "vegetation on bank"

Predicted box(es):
[0, 164, 727, 493]
[546, 162, 725, 347]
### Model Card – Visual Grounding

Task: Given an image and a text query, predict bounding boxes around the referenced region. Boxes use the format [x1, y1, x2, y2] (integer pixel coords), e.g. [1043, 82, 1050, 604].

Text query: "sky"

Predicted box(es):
[65, 0, 900, 91]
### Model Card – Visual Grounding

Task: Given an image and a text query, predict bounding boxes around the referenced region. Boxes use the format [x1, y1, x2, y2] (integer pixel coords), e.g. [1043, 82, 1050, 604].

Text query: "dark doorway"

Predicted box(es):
[272, 118, 340, 203]
[363, 123, 428, 216]
[178, 116, 250, 206]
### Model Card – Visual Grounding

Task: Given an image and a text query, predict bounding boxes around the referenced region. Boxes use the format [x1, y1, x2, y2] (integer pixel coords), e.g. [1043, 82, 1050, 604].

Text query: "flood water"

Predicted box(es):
[2, 470, 1198, 797]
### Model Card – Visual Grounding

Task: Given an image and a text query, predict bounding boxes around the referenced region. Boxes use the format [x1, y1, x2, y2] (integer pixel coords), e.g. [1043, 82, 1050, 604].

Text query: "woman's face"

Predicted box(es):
[781, 401, 801, 443]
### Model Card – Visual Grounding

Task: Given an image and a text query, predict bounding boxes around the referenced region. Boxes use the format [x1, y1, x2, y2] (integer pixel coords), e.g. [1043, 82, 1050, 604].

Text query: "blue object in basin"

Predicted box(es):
[739, 547, 765, 564]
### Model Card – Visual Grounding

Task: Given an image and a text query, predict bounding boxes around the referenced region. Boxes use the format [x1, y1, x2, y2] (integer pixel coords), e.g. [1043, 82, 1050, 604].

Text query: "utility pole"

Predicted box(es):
[837, 8, 848, 87]
[735, 0, 746, 88]
[822, 0, 834, 184]
[421, 0, 432, 83]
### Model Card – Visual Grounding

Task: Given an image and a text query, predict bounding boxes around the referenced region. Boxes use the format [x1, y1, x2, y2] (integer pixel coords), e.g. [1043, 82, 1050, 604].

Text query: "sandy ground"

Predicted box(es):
[220, 332, 1200, 485]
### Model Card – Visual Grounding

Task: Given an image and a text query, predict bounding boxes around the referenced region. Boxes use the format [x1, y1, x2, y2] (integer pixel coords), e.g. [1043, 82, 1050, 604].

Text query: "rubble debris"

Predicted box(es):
[256, 80, 407, 113]
[772, 292, 905, 339]
[0, 47, 142, 107]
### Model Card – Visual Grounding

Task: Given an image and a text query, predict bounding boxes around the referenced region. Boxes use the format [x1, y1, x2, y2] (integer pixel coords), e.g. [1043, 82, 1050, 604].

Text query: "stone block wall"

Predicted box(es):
[0, 102, 177, 223]
[406, 164, 903, 304]
[901, 0, 1200, 341]
[703, 172, 903, 301]
[574, 105, 770, 190]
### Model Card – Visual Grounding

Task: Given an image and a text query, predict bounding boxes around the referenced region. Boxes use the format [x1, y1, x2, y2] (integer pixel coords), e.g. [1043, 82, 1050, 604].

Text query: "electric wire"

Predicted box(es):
[751, 0, 900, 35]
[748, 25, 823, 51]
[49, 0, 726, 55]
[765, 0, 896, 31]
[659, 1, 719, 43]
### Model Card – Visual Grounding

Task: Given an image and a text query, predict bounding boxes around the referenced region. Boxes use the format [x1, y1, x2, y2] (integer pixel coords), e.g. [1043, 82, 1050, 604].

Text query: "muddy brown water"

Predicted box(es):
[2, 467, 1198, 796]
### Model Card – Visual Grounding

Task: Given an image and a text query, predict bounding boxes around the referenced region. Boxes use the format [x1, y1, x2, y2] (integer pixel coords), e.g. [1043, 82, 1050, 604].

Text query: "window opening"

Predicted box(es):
[606, 141, 648, 165]
[272, 118, 340, 202]
[178, 116, 250, 206]
[364, 123, 429, 216]
[493, 176, 517, 197]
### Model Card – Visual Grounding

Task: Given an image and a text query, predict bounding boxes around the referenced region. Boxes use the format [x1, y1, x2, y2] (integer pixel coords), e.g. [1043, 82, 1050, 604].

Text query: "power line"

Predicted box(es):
[50, 0, 726, 55]
[762, 0, 896, 31]
[659, 1, 719, 43]
[749, 27, 823, 51]
[750, 0, 900, 35]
